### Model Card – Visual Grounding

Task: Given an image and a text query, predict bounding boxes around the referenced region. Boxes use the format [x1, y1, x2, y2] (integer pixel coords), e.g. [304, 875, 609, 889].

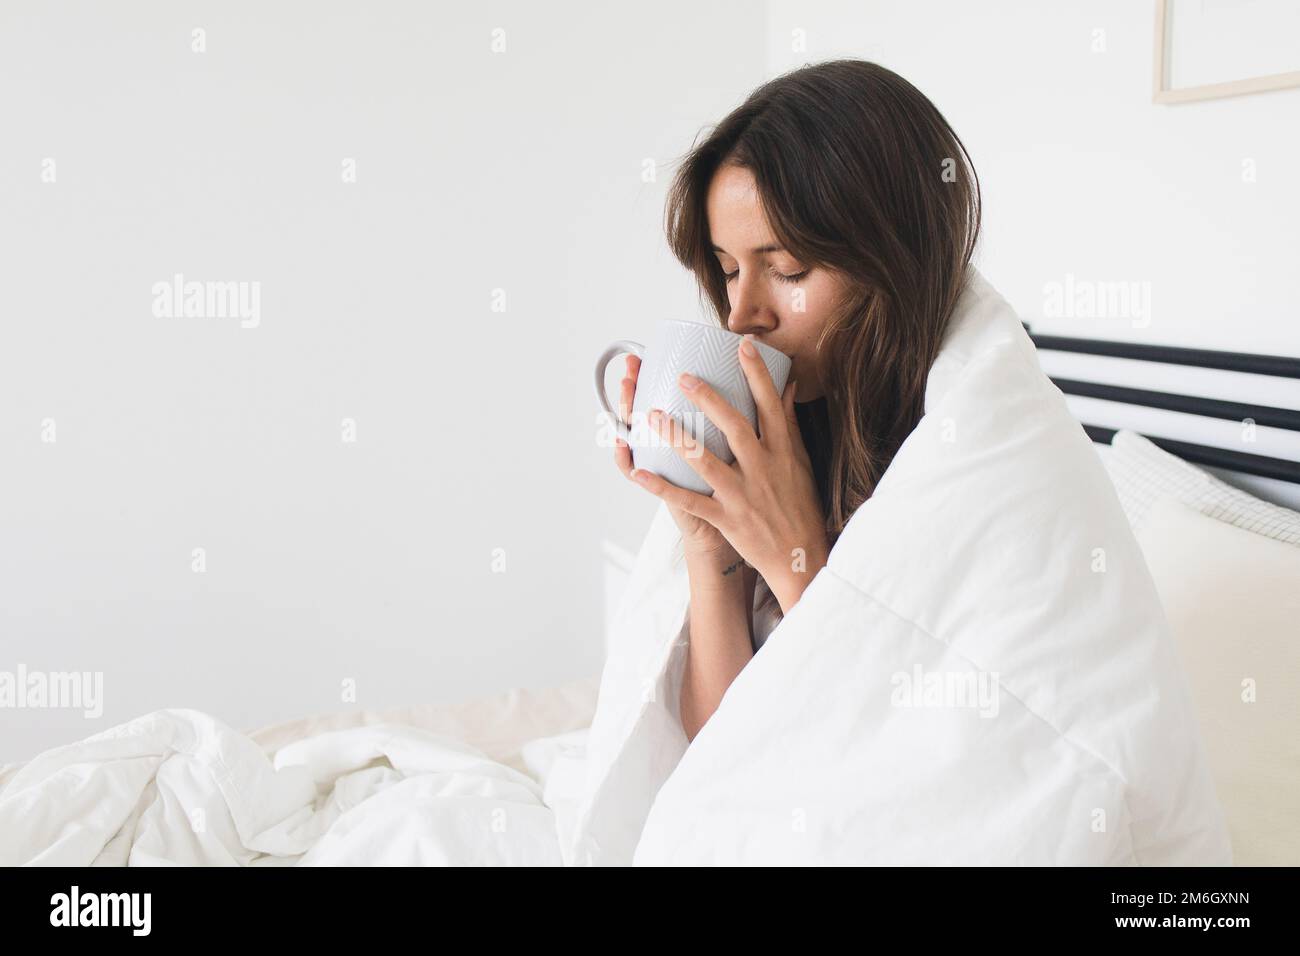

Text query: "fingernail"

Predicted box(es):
[632, 469, 650, 483]
[679, 372, 699, 390]
[740, 335, 757, 357]
[649, 408, 664, 425]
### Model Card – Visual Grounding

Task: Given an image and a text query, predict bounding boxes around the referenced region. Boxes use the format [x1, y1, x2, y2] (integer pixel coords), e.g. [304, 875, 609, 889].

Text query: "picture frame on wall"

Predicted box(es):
[1153, 0, 1300, 104]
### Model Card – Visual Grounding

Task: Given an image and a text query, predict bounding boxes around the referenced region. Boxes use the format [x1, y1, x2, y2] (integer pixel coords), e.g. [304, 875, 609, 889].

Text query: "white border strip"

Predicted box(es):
[1037, 350, 1300, 411]
[1063, 395, 1300, 462]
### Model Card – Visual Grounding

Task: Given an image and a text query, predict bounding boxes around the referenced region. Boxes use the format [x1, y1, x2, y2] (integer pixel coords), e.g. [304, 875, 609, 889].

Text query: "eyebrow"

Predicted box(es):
[711, 243, 785, 254]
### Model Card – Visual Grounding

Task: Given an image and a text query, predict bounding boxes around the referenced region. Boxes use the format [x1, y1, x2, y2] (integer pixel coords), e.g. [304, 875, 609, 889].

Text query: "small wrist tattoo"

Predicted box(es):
[721, 559, 745, 577]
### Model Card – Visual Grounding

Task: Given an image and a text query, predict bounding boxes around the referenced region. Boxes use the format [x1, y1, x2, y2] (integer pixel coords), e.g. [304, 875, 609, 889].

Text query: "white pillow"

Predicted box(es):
[1104, 430, 1300, 546]
[1137, 496, 1300, 866]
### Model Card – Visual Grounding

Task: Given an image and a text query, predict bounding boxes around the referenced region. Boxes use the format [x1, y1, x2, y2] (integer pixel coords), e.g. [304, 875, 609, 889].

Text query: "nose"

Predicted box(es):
[725, 271, 776, 337]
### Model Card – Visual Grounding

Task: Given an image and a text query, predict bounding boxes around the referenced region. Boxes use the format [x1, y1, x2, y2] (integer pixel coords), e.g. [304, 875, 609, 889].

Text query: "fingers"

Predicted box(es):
[629, 455, 723, 527]
[646, 407, 737, 500]
[614, 428, 633, 478]
[737, 334, 789, 454]
[614, 354, 642, 480]
[674, 370, 761, 468]
[619, 354, 640, 422]
[618, 373, 634, 429]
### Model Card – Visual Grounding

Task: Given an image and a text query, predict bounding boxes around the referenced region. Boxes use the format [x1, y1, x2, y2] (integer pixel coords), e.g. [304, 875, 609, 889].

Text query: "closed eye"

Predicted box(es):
[721, 267, 809, 284]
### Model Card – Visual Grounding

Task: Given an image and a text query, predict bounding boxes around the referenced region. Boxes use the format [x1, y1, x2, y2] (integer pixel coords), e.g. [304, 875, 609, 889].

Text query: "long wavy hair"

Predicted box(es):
[663, 58, 982, 626]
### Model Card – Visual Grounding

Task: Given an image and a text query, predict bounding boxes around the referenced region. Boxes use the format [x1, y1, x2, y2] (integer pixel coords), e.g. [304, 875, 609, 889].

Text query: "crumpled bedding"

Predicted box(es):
[0, 676, 599, 865]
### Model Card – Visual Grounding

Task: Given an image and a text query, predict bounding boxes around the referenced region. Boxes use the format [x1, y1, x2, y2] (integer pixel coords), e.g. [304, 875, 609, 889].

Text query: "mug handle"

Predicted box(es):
[594, 339, 646, 442]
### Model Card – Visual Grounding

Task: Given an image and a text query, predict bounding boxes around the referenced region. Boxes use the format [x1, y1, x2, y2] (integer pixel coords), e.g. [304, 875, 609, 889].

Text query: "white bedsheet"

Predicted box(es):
[0, 677, 599, 866]
[565, 266, 1234, 866]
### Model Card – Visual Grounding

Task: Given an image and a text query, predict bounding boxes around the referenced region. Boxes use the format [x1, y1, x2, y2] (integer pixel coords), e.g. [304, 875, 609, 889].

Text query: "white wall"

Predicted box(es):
[767, 0, 1300, 355]
[0, 0, 769, 761]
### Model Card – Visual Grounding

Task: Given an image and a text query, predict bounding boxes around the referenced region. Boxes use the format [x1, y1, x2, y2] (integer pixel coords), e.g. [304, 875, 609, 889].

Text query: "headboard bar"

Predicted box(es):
[1028, 330, 1300, 379]
[1054, 378, 1300, 431]
[1081, 425, 1300, 484]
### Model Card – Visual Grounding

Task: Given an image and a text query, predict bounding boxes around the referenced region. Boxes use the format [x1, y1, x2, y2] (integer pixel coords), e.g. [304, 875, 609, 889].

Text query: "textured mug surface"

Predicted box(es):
[595, 320, 792, 495]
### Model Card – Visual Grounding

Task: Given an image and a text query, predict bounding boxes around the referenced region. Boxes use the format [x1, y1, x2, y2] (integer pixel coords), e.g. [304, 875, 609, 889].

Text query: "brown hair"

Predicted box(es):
[663, 59, 981, 625]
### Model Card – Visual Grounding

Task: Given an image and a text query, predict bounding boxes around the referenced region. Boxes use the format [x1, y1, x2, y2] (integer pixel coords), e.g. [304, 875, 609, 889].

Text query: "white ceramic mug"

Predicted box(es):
[594, 319, 793, 495]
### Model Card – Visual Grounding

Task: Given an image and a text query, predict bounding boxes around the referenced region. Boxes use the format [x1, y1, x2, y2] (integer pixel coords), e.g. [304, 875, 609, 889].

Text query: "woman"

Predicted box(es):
[611, 59, 980, 741]
[578, 60, 1226, 868]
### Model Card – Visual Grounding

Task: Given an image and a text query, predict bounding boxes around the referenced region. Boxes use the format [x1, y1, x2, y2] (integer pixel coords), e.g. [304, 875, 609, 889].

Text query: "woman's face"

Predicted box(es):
[706, 162, 848, 402]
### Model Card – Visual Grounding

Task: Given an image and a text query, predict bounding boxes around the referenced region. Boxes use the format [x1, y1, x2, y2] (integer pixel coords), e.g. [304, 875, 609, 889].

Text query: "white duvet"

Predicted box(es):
[0, 709, 588, 865]
[565, 266, 1234, 866]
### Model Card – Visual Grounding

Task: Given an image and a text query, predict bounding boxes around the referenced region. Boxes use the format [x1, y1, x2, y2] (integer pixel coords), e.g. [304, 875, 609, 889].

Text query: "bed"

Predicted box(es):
[1028, 326, 1300, 867]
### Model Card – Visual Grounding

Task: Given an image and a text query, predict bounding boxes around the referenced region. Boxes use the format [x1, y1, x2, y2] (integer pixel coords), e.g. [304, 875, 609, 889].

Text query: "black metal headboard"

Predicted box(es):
[1024, 325, 1300, 487]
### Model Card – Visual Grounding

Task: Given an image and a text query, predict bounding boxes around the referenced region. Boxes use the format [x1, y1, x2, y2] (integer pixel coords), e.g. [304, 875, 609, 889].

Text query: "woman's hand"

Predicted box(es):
[612, 353, 740, 562]
[629, 333, 831, 614]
